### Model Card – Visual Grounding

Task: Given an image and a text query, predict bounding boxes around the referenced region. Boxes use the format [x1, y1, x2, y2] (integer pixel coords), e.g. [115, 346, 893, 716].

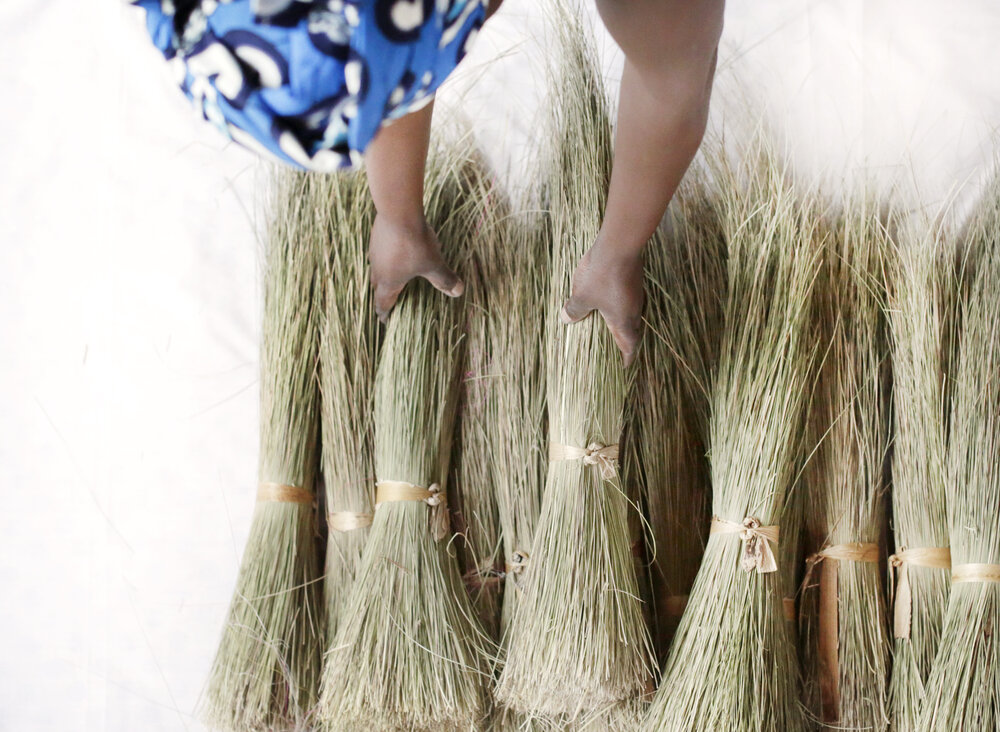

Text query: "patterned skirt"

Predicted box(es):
[132, 0, 486, 170]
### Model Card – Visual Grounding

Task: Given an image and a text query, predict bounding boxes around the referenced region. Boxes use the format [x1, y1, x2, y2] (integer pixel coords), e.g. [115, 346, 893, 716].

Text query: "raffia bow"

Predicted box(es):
[375, 480, 450, 542]
[888, 546, 951, 639]
[549, 442, 620, 480]
[710, 515, 780, 573]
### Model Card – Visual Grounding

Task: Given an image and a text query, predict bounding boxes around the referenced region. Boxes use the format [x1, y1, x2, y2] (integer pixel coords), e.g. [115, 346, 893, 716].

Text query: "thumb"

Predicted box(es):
[421, 256, 465, 298]
[602, 312, 642, 368]
[560, 294, 593, 324]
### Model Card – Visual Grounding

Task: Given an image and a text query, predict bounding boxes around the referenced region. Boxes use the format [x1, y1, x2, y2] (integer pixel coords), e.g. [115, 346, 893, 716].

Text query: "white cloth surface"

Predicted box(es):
[1, 1, 997, 730]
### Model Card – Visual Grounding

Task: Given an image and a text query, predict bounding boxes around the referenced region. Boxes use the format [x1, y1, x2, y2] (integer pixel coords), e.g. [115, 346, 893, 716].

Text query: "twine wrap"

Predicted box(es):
[328, 511, 374, 532]
[549, 442, 619, 480]
[710, 516, 780, 574]
[888, 547, 951, 639]
[952, 563, 1000, 584]
[804, 542, 880, 724]
[375, 480, 449, 541]
[256, 482, 313, 504]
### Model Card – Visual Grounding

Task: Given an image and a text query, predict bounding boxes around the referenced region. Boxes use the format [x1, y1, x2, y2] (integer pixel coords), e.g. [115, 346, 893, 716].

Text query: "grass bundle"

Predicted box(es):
[494, 7, 655, 720]
[314, 168, 380, 641]
[452, 209, 505, 641]
[885, 218, 951, 731]
[918, 179, 1000, 731]
[489, 199, 548, 636]
[640, 152, 819, 732]
[628, 185, 727, 657]
[317, 143, 491, 731]
[202, 170, 323, 731]
[798, 203, 892, 730]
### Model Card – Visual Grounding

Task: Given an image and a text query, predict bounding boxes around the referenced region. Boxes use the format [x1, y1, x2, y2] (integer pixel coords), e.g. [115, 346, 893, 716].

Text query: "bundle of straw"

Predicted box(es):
[641, 153, 819, 732]
[628, 184, 726, 656]
[885, 218, 951, 731]
[314, 168, 380, 641]
[918, 181, 1000, 731]
[495, 7, 655, 720]
[798, 203, 892, 729]
[317, 144, 491, 731]
[453, 235, 505, 641]
[201, 170, 323, 731]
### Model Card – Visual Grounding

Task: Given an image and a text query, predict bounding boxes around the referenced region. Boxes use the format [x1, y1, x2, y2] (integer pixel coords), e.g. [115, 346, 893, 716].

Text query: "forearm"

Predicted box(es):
[364, 100, 434, 233]
[596, 54, 715, 260]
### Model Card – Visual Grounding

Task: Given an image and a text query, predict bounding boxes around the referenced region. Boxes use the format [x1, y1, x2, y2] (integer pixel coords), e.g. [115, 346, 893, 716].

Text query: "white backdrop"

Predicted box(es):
[1, 1, 998, 730]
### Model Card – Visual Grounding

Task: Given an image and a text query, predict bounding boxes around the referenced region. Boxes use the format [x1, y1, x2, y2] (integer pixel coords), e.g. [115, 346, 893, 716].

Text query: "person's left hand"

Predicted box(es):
[368, 214, 464, 322]
[560, 243, 644, 367]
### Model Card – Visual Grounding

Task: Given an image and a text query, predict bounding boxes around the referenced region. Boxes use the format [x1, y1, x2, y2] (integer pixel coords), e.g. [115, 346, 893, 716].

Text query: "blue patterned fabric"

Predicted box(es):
[132, 0, 486, 170]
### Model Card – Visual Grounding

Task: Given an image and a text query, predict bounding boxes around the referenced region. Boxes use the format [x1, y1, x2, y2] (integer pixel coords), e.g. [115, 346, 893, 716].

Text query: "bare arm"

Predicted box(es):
[562, 0, 724, 365]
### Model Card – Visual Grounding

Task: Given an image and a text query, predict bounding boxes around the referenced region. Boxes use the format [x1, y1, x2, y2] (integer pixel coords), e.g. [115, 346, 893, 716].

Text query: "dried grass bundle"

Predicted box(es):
[475, 189, 550, 639]
[452, 208, 505, 640]
[628, 184, 726, 657]
[201, 170, 323, 731]
[640, 152, 819, 732]
[885, 217, 951, 731]
[798, 202, 892, 730]
[494, 6, 655, 720]
[314, 168, 380, 641]
[918, 179, 1000, 731]
[317, 143, 491, 731]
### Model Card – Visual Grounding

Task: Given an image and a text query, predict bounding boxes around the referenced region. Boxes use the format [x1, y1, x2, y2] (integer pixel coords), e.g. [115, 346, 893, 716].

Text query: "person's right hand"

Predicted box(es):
[560, 244, 645, 367]
[368, 214, 465, 322]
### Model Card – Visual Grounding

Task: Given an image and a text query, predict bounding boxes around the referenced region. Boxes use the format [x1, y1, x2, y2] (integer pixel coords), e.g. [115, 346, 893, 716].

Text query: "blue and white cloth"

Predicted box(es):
[132, 0, 487, 170]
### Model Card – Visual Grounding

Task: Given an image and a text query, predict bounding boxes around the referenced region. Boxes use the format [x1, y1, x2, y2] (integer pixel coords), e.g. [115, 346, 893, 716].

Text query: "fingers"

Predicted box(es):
[373, 280, 405, 323]
[421, 257, 465, 298]
[602, 312, 642, 368]
[560, 294, 594, 324]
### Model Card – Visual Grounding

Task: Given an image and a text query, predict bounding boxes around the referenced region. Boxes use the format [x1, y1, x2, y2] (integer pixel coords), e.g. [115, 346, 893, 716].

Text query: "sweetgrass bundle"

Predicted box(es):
[629, 184, 726, 656]
[452, 204, 505, 641]
[495, 7, 655, 720]
[918, 180, 1000, 731]
[317, 143, 491, 731]
[885, 218, 951, 731]
[314, 168, 380, 641]
[641, 152, 819, 732]
[202, 170, 323, 731]
[798, 203, 892, 729]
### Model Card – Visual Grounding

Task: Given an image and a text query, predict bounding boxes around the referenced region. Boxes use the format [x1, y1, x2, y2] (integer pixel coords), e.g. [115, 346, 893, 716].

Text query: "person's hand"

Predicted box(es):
[560, 244, 644, 367]
[368, 214, 464, 322]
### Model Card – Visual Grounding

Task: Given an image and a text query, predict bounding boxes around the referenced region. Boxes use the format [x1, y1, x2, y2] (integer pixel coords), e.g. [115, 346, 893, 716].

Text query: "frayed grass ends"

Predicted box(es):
[641, 151, 819, 732]
[317, 144, 493, 732]
[201, 170, 324, 732]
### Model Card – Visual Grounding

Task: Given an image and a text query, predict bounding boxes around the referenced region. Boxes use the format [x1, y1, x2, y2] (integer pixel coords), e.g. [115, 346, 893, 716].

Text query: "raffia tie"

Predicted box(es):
[505, 550, 530, 577]
[327, 511, 373, 532]
[888, 547, 951, 639]
[375, 480, 449, 541]
[952, 563, 1000, 584]
[710, 516, 780, 574]
[804, 542, 880, 724]
[549, 442, 619, 480]
[256, 482, 313, 504]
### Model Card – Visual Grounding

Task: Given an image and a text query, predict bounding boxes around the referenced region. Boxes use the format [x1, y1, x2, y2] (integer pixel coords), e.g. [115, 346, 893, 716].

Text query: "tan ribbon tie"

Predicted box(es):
[505, 549, 530, 577]
[549, 442, 620, 480]
[256, 482, 313, 504]
[710, 515, 780, 573]
[327, 511, 374, 532]
[803, 542, 880, 724]
[888, 546, 951, 639]
[952, 563, 1000, 584]
[375, 480, 449, 541]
